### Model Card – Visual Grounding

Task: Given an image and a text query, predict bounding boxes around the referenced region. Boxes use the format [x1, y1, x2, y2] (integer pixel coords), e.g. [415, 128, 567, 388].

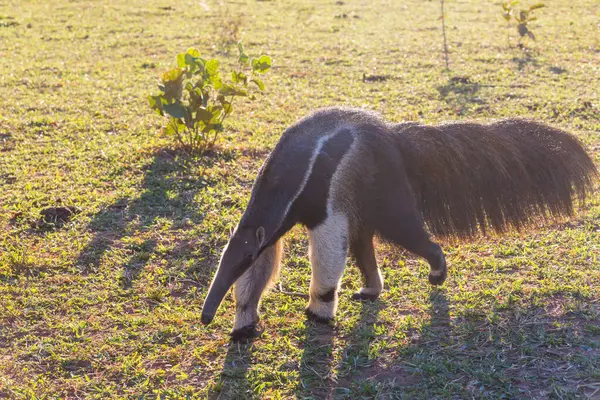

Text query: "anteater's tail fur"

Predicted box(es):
[394, 119, 597, 239]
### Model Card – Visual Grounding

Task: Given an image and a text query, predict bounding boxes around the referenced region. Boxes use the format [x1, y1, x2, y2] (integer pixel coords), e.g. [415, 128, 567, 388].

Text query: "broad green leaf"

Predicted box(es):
[208, 105, 223, 123]
[162, 68, 184, 83]
[251, 78, 265, 91]
[164, 118, 185, 136]
[238, 42, 249, 64]
[203, 123, 222, 134]
[148, 95, 164, 115]
[222, 101, 233, 115]
[196, 57, 206, 71]
[176, 53, 186, 68]
[231, 71, 247, 84]
[196, 107, 213, 121]
[165, 122, 177, 136]
[184, 53, 197, 67]
[222, 85, 248, 96]
[187, 48, 201, 58]
[188, 88, 202, 108]
[219, 84, 240, 96]
[211, 75, 223, 89]
[502, 1, 517, 10]
[194, 87, 206, 98]
[148, 95, 159, 108]
[205, 59, 219, 76]
[528, 3, 545, 11]
[163, 102, 186, 119]
[251, 55, 272, 74]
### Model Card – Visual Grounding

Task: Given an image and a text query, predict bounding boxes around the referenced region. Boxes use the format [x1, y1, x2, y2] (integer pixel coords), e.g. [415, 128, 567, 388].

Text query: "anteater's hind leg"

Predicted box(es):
[376, 150, 447, 285]
[231, 239, 283, 342]
[350, 230, 383, 301]
[378, 196, 447, 286]
[391, 212, 447, 285]
[306, 211, 350, 322]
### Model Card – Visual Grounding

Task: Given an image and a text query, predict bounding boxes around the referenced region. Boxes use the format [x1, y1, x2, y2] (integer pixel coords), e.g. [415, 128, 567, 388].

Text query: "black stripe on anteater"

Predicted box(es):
[290, 129, 355, 229]
[241, 134, 316, 239]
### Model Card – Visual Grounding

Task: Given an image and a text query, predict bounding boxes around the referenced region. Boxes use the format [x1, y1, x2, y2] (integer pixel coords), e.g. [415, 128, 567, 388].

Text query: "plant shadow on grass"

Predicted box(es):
[512, 50, 539, 71]
[437, 76, 486, 116]
[75, 148, 216, 288]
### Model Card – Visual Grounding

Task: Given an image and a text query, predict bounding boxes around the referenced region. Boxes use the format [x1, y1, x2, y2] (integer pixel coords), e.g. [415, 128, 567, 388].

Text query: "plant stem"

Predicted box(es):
[441, 0, 450, 70]
[169, 119, 186, 149]
[213, 95, 236, 148]
[187, 126, 194, 153]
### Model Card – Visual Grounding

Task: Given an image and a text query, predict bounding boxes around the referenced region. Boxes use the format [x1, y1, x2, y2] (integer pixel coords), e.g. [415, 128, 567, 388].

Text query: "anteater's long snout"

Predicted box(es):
[201, 254, 253, 325]
[201, 283, 229, 325]
[201, 269, 235, 325]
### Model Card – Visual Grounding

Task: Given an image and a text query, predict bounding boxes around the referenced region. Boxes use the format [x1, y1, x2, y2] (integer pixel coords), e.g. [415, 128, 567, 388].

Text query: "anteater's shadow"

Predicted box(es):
[296, 298, 385, 398]
[210, 341, 255, 399]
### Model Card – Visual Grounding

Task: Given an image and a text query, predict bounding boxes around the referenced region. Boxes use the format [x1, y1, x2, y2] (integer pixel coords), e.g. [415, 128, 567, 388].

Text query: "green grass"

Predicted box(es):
[1, 0, 600, 398]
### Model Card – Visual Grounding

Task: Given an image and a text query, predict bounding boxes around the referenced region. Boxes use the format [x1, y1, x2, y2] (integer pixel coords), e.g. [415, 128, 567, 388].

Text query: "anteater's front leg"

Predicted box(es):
[231, 240, 283, 342]
[306, 212, 350, 322]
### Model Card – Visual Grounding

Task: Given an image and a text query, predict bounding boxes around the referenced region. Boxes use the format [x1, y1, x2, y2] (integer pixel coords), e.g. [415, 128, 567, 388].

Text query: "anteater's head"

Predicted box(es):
[200, 127, 328, 325]
[200, 224, 266, 325]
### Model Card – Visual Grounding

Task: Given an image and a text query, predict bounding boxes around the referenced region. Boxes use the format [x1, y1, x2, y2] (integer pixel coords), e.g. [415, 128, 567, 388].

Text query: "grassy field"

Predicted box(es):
[1, 0, 600, 398]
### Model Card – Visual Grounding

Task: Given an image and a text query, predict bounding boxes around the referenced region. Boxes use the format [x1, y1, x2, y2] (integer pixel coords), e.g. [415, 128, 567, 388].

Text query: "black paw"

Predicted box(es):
[305, 309, 334, 324]
[351, 291, 380, 301]
[428, 269, 447, 286]
[230, 324, 263, 343]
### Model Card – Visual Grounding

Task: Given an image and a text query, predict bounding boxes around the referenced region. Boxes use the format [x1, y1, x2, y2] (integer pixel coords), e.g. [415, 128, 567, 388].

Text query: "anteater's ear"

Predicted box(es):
[256, 226, 265, 247]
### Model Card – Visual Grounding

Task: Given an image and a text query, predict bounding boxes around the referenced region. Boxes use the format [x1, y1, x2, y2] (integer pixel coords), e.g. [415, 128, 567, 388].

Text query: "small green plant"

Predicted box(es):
[149, 43, 272, 154]
[502, 2, 545, 47]
[502, 1, 519, 47]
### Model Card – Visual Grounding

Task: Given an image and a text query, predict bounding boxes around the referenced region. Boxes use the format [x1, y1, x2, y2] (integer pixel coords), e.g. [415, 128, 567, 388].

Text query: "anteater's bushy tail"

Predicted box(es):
[394, 119, 598, 239]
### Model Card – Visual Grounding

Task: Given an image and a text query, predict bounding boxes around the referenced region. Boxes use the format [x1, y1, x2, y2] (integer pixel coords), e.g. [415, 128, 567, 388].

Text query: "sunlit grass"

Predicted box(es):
[1, 0, 599, 398]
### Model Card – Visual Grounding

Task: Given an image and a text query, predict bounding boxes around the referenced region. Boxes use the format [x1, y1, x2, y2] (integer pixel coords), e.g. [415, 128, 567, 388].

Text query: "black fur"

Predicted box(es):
[428, 270, 447, 286]
[351, 291, 380, 301]
[305, 308, 334, 324]
[230, 324, 263, 343]
[319, 288, 337, 303]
